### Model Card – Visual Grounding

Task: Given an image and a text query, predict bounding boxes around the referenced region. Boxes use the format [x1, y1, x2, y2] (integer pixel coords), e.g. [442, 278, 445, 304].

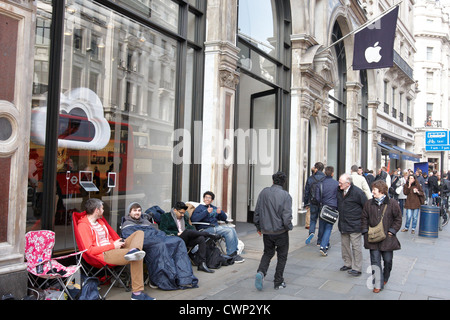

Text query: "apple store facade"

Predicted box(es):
[0, 0, 413, 296]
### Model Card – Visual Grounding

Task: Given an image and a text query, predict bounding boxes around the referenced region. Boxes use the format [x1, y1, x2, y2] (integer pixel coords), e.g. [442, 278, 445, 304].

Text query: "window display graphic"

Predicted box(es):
[31, 88, 111, 150]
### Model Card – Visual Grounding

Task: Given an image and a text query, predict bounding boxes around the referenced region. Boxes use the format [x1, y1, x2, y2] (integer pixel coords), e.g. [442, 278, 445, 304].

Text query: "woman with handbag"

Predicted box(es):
[362, 180, 402, 293]
[402, 174, 425, 234]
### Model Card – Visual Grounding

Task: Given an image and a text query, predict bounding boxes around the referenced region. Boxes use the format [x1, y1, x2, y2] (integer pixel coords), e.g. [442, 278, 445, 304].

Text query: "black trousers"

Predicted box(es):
[257, 231, 289, 285]
[179, 229, 207, 263]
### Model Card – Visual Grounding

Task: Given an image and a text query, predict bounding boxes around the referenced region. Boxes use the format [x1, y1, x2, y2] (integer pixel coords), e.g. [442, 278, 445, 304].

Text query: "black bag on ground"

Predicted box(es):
[78, 276, 100, 300]
[66, 275, 100, 300]
[189, 239, 234, 269]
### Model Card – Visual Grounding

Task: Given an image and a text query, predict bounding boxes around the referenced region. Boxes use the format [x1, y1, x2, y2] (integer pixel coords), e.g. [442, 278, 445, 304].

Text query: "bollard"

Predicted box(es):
[298, 209, 307, 227]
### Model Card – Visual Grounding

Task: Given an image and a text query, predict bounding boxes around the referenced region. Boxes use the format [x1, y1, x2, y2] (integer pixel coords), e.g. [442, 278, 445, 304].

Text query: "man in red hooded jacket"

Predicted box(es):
[78, 198, 154, 300]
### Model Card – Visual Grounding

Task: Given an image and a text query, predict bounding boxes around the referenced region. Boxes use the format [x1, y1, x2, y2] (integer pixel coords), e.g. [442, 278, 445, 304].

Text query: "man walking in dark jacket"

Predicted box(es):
[254, 171, 293, 291]
[337, 173, 368, 276]
[303, 162, 326, 245]
[316, 166, 339, 256]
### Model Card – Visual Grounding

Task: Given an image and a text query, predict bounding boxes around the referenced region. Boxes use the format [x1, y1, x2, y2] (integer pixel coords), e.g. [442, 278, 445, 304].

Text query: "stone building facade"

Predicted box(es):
[0, 0, 417, 297]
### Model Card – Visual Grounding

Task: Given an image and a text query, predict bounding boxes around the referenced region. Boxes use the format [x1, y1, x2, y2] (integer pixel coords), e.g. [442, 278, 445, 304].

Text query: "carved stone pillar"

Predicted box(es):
[290, 36, 334, 225]
[367, 100, 381, 172]
[201, 0, 240, 217]
[346, 81, 363, 168]
[0, 0, 36, 298]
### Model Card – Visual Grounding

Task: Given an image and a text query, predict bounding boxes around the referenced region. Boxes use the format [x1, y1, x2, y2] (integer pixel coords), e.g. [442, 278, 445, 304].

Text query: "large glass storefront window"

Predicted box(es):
[235, 0, 291, 222]
[238, 0, 278, 58]
[28, 0, 204, 251]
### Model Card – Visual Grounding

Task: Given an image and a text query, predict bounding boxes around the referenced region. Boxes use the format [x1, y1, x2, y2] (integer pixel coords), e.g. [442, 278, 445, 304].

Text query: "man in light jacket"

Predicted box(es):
[351, 165, 372, 199]
[254, 171, 293, 291]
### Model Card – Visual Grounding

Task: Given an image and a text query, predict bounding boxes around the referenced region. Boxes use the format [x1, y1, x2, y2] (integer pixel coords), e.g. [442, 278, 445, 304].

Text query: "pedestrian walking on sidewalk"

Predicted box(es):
[337, 173, 368, 277]
[315, 166, 339, 256]
[362, 180, 402, 293]
[254, 171, 293, 291]
[402, 174, 424, 234]
[303, 162, 326, 245]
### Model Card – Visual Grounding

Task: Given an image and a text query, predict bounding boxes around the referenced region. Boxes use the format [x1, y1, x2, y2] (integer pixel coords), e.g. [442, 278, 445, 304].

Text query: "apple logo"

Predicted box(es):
[364, 42, 382, 63]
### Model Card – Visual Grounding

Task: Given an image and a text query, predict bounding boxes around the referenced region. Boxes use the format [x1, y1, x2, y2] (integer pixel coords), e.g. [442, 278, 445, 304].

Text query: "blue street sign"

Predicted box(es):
[425, 130, 449, 151]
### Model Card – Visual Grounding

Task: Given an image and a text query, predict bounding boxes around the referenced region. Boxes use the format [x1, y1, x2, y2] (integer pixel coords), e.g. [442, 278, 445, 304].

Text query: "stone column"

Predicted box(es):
[346, 81, 363, 169]
[201, 0, 239, 216]
[367, 100, 380, 171]
[0, 0, 36, 298]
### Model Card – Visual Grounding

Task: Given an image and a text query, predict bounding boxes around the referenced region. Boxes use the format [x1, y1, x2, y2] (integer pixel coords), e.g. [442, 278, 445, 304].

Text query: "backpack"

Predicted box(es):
[67, 275, 100, 300]
[78, 276, 100, 300]
[145, 205, 165, 224]
[189, 240, 234, 269]
[310, 175, 325, 206]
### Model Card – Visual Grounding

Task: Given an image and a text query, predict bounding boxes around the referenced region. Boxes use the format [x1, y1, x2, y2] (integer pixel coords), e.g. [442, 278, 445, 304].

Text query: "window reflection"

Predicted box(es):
[30, 0, 179, 250]
[237, 42, 277, 84]
[238, 0, 277, 57]
[109, 0, 179, 32]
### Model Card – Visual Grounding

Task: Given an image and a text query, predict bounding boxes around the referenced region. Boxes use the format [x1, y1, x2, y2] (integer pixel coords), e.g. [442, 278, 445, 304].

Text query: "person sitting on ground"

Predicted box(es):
[77, 198, 154, 300]
[121, 202, 198, 290]
[159, 201, 219, 273]
[190, 191, 245, 263]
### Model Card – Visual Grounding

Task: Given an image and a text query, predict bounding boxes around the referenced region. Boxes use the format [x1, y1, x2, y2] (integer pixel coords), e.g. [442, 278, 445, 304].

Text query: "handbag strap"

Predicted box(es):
[378, 204, 387, 223]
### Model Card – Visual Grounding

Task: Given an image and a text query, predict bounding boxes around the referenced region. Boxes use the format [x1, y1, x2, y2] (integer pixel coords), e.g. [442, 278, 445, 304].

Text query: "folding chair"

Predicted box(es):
[25, 230, 85, 300]
[72, 211, 130, 299]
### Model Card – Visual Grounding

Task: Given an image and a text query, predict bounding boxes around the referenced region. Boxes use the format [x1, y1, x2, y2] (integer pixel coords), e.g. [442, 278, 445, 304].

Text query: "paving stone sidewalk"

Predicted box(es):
[107, 216, 450, 300]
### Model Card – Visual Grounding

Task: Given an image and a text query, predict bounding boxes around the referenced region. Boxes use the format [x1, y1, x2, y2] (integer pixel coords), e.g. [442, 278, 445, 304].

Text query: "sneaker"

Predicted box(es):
[255, 271, 264, 291]
[131, 292, 155, 300]
[320, 247, 328, 256]
[233, 254, 245, 263]
[274, 282, 286, 290]
[124, 248, 146, 261]
[305, 233, 314, 244]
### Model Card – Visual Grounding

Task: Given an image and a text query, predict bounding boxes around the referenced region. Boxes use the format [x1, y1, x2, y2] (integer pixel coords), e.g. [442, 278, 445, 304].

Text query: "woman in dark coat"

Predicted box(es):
[362, 180, 402, 293]
[402, 174, 424, 234]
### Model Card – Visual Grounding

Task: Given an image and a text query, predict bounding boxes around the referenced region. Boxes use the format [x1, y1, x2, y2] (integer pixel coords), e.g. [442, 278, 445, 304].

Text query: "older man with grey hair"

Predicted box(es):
[337, 173, 368, 277]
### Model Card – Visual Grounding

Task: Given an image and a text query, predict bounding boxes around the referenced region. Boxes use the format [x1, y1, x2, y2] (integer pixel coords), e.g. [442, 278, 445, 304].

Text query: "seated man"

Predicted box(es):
[121, 202, 198, 290]
[77, 198, 154, 300]
[159, 201, 218, 273]
[190, 191, 244, 263]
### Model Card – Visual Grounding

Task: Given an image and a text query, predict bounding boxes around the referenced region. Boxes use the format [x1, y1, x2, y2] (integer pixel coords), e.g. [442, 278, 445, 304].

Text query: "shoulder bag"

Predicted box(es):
[368, 205, 387, 243]
[319, 205, 339, 224]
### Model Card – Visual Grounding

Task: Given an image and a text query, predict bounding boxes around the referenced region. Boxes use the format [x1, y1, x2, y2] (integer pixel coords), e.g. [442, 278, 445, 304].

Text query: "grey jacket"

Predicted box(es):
[254, 184, 293, 235]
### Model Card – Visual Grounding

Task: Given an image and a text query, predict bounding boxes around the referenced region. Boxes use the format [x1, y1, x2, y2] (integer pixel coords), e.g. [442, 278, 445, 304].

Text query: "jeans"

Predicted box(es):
[369, 250, 393, 290]
[309, 204, 320, 237]
[405, 208, 420, 230]
[257, 231, 289, 286]
[398, 199, 405, 216]
[203, 225, 238, 255]
[318, 218, 333, 248]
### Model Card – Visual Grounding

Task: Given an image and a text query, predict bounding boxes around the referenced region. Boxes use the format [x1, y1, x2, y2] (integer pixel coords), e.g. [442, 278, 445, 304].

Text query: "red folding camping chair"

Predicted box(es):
[72, 211, 130, 299]
[25, 230, 86, 300]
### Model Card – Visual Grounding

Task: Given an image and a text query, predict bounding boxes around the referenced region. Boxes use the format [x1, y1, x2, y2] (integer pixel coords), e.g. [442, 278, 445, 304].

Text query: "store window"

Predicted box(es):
[238, 0, 278, 58]
[327, 22, 347, 177]
[29, 0, 205, 251]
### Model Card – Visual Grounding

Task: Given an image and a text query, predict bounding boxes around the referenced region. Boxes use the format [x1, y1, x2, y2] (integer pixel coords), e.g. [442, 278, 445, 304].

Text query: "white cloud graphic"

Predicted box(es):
[31, 88, 111, 150]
